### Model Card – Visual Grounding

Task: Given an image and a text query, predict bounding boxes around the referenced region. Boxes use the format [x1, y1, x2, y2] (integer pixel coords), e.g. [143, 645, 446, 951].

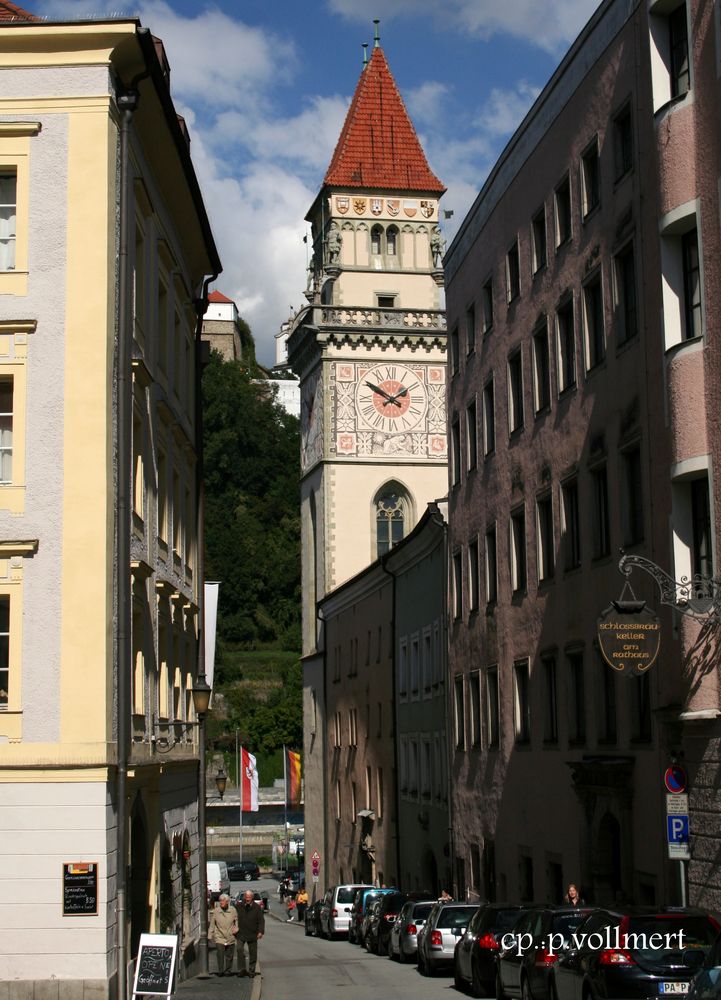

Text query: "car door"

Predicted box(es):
[501, 912, 534, 996]
[459, 906, 483, 980]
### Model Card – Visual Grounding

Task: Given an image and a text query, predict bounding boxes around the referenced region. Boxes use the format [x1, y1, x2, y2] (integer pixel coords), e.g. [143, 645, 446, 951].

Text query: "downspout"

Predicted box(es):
[115, 49, 150, 1000]
[192, 271, 218, 977]
[379, 555, 401, 888]
[316, 602, 328, 897]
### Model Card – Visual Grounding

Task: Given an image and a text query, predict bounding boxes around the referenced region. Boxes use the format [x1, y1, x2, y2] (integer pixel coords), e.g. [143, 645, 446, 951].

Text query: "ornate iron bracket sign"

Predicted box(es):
[618, 550, 721, 623]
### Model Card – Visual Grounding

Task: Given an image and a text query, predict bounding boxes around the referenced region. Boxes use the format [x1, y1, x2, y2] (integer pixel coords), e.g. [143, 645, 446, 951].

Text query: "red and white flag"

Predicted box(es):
[241, 749, 259, 812]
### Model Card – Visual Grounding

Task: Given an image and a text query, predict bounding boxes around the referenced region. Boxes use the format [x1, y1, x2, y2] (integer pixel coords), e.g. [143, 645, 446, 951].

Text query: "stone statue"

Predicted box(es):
[431, 227, 445, 268]
[327, 224, 342, 266]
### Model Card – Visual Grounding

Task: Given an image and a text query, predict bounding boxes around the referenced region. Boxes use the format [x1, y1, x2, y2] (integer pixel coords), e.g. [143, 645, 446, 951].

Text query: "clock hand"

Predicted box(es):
[387, 382, 418, 403]
[364, 380, 401, 407]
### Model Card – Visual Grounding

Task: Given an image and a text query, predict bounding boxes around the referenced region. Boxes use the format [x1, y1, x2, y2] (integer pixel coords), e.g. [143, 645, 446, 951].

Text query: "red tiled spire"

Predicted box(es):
[0, 1, 38, 21]
[324, 47, 444, 194]
[208, 290, 234, 304]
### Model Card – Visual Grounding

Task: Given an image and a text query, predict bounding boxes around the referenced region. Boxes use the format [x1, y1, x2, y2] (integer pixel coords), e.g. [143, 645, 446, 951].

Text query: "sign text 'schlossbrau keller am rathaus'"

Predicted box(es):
[597, 601, 661, 677]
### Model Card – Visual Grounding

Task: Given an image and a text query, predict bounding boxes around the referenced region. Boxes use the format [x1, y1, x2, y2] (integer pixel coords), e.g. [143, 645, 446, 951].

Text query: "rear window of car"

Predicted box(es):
[338, 887, 364, 904]
[627, 916, 717, 963]
[486, 908, 523, 933]
[437, 906, 477, 929]
[551, 911, 593, 939]
[413, 903, 434, 919]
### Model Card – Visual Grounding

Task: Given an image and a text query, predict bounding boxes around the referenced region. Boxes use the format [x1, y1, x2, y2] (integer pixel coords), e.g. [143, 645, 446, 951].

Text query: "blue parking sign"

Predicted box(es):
[667, 815, 689, 844]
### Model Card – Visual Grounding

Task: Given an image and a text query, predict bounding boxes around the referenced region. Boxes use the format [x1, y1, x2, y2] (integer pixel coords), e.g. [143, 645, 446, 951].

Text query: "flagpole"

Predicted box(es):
[239, 740, 244, 864]
[283, 744, 288, 873]
[236, 731, 241, 864]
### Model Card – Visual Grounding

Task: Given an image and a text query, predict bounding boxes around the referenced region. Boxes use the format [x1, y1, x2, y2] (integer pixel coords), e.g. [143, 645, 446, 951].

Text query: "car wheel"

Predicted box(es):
[244, 872, 252, 881]
[522, 979, 533, 1000]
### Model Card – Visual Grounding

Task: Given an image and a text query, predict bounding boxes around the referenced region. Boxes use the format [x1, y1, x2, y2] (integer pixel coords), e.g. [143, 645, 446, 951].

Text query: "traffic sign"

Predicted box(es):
[312, 874, 319, 883]
[666, 793, 689, 815]
[311, 851, 320, 861]
[664, 765, 687, 794]
[667, 815, 689, 844]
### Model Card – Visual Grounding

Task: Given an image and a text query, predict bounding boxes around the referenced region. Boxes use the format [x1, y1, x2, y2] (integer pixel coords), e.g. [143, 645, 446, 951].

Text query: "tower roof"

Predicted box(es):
[0, 1, 38, 20]
[324, 46, 444, 194]
[208, 290, 234, 304]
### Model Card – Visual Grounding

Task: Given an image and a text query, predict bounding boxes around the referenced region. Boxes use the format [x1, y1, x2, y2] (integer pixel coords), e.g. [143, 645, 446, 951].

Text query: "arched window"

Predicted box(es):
[374, 483, 413, 558]
[371, 225, 383, 256]
[386, 225, 398, 256]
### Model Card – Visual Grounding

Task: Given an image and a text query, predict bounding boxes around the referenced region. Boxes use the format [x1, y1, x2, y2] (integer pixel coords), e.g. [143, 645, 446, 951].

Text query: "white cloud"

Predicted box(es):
[405, 81, 452, 127]
[326, 0, 602, 54]
[476, 80, 541, 137]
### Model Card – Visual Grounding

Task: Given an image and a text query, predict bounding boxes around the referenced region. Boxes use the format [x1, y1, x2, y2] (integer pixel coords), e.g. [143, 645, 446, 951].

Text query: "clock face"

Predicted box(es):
[355, 363, 428, 433]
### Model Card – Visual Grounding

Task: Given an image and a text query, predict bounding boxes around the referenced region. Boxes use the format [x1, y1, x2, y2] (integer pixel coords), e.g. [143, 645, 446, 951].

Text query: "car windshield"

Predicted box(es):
[437, 906, 477, 929]
[627, 916, 716, 966]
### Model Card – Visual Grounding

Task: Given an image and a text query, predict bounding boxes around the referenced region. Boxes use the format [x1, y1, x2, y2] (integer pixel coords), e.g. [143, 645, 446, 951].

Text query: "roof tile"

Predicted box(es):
[0, 1, 38, 21]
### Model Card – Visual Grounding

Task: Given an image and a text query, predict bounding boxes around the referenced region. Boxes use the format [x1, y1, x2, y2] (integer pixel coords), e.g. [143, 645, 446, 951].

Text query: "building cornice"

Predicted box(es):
[319, 560, 389, 618]
[0, 539, 37, 556]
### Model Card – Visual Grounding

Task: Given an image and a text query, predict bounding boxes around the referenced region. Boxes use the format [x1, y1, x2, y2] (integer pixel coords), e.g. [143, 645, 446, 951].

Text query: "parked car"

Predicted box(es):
[390, 898, 436, 963]
[417, 901, 478, 975]
[497, 905, 591, 1000]
[551, 907, 718, 1000]
[366, 891, 433, 956]
[227, 860, 260, 882]
[454, 903, 524, 996]
[688, 928, 721, 1000]
[362, 897, 386, 950]
[304, 899, 323, 937]
[350, 887, 395, 947]
[206, 861, 230, 903]
[320, 884, 373, 939]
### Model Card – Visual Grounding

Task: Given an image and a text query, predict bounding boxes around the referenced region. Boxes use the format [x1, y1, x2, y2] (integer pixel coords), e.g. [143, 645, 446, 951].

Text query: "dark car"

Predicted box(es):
[362, 897, 386, 950]
[227, 860, 260, 882]
[688, 928, 721, 1000]
[551, 907, 719, 1000]
[366, 892, 421, 955]
[304, 899, 323, 937]
[497, 906, 592, 1000]
[351, 888, 396, 947]
[454, 903, 524, 996]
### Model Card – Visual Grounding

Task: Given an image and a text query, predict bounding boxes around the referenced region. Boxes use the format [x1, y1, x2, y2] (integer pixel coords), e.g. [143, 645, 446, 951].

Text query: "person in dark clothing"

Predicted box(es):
[235, 890, 265, 977]
[564, 883, 586, 906]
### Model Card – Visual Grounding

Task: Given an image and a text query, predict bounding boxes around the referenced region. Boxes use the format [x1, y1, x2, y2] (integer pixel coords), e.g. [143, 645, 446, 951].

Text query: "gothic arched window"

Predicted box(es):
[374, 483, 413, 558]
[386, 225, 398, 256]
[371, 225, 383, 256]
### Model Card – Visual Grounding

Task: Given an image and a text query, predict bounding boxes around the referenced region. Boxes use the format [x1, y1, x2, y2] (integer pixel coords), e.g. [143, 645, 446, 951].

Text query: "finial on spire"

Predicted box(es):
[373, 19, 380, 48]
[362, 42, 368, 67]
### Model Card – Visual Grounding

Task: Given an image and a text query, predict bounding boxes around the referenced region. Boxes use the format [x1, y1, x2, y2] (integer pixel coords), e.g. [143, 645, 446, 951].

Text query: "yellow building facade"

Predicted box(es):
[0, 8, 220, 996]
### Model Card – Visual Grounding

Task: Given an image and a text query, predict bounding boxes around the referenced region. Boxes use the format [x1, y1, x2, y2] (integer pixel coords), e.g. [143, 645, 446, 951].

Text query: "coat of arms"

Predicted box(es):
[387, 199, 400, 216]
[370, 198, 383, 215]
[420, 200, 434, 218]
[353, 198, 367, 215]
[403, 200, 417, 217]
[336, 196, 349, 214]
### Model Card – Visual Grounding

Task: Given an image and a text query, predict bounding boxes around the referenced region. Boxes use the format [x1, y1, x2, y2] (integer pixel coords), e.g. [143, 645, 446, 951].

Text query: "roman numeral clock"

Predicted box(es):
[333, 361, 446, 459]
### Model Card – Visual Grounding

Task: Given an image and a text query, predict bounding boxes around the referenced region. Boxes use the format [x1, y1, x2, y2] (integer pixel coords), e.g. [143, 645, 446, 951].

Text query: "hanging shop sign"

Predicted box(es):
[597, 599, 661, 677]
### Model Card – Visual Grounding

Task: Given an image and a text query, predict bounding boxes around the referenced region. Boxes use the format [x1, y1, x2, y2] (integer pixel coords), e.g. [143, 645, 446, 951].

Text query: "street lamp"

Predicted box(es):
[215, 764, 227, 801]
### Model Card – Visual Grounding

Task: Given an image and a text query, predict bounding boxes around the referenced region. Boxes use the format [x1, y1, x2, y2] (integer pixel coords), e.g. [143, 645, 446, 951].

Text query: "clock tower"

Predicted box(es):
[287, 31, 447, 891]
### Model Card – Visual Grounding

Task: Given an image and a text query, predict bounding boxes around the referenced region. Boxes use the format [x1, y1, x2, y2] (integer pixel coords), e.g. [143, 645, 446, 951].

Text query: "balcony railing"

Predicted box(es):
[315, 305, 446, 331]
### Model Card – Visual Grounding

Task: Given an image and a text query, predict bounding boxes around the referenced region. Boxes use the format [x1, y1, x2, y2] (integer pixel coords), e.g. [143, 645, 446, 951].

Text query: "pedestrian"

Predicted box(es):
[235, 889, 265, 978]
[209, 893, 237, 976]
[439, 889, 453, 902]
[564, 883, 585, 906]
[286, 896, 297, 922]
[296, 887, 309, 921]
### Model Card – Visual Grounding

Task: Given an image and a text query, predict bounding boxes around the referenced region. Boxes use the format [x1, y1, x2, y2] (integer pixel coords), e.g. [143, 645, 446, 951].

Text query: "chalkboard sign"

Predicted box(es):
[62, 862, 98, 916]
[132, 933, 178, 998]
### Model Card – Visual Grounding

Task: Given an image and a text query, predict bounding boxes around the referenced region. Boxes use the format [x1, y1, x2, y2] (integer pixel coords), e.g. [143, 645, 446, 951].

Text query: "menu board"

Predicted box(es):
[132, 934, 178, 998]
[62, 862, 98, 916]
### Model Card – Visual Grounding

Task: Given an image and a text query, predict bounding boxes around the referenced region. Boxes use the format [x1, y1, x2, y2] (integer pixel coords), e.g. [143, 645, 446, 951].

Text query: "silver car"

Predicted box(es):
[417, 902, 478, 975]
[389, 899, 435, 963]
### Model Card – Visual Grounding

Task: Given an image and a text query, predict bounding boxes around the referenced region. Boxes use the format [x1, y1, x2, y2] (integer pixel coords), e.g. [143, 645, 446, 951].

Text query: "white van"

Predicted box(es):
[206, 861, 230, 902]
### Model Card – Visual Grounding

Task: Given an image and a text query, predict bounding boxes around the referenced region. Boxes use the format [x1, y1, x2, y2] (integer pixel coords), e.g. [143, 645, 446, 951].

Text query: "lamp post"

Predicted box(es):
[192, 677, 212, 979]
[215, 765, 227, 801]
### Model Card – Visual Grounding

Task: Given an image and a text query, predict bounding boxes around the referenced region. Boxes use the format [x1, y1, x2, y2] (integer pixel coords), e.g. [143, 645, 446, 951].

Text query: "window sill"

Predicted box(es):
[582, 203, 601, 225]
[665, 334, 703, 360]
[585, 359, 607, 378]
[653, 89, 692, 121]
[532, 263, 547, 279]
[616, 332, 639, 355]
[555, 237, 572, 254]
[613, 166, 633, 190]
[558, 384, 577, 401]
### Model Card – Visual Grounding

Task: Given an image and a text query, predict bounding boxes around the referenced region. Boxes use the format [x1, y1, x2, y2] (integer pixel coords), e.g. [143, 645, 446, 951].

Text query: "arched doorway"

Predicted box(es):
[594, 811, 622, 905]
[421, 848, 439, 896]
[130, 803, 151, 958]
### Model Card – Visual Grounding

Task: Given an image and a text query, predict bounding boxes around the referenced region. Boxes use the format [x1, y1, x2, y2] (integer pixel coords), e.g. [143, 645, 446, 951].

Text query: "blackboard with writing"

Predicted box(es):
[62, 862, 98, 916]
[132, 934, 178, 998]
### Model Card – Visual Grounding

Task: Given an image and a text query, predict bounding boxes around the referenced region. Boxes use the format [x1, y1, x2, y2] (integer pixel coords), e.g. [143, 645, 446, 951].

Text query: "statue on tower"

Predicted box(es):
[431, 226, 445, 268]
[326, 223, 342, 267]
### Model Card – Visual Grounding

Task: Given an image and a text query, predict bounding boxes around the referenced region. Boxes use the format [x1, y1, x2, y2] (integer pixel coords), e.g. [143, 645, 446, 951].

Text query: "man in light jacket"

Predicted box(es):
[209, 893, 237, 975]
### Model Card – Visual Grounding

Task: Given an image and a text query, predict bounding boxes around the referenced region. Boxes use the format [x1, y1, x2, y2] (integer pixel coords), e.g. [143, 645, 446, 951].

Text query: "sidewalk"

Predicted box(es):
[175, 968, 261, 1000]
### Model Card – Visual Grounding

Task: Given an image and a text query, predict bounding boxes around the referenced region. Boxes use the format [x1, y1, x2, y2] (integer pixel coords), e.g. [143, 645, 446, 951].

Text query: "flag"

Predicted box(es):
[286, 749, 302, 807]
[241, 749, 259, 812]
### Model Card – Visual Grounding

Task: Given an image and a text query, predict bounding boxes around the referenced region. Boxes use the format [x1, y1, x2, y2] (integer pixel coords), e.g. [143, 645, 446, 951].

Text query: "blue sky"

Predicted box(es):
[35, 0, 601, 364]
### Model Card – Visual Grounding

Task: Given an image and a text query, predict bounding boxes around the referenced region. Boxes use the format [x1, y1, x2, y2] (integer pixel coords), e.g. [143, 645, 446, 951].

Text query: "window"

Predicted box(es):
[486, 666, 500, 749]
[591, 465, 611, 559]
[519, 854, 534, 903]
[375, 485, 409, 557]
[567, 650, 586, 744]
[669, 3, 690, 98]
[682, 228, 702, 341]
[555, 176, 571, 246]
[482, 276, 494, 334]
[349, 708, 358, 746]
[466, 303, 476, 354]
[377, 294, 396, 308]
[483, 841, 497, 902]
[507, 241, 520, 301]
[468, 538, 480, 613]
[134, 222, 146, 335]
[483, 378, 495, 455]
[451, 417, 461, 486]
[469, 671, 481, 747]
[450, 326, 460, 375]
[581, 140, 600, 217]
[613, 103, 633, 180]
[561, 478, 581, 570]
[0, 173, 16, 271]
[351, 782, 357, 823]
[421, 741, 432, 799]
[371, 225, 382, 256]
[691, 477, 713, 579]
[411, 635, 420, 697]
[365, 765, 373, 810]
[398, 639, 408, 699]
[410, 740, 419, 795]
[584, 272, 605, 370]
[510, 506, 527, 594]
[376, 768, 384, 819]
[452, 550, 463, 620]
[485, 526, 498, 604]
[454, 675, 465, 749]
[508, 350, 524, 434]
[537, 494, 554, 582]
[532, 322, 551, 413]
[513, 660, 530, 744]
[0, 378, 12, 484]
[542, 654, 558, 743]
[0, 596, 8, 708]
[622, 446, 644, 545]
[470, 844, 482, 890]
[466, 401, 477, 471]
[133, 411, 145, 520]
[157, 449, 168, 542]
[556, 296, 576, 393]
[172, 468, 182, 556]
[532, 207, 547, 273]
[423, 629, 432, 693]
[335, 781, 342, 821]
[387, 225, 398, 256]
[614, 243, 638, 345]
